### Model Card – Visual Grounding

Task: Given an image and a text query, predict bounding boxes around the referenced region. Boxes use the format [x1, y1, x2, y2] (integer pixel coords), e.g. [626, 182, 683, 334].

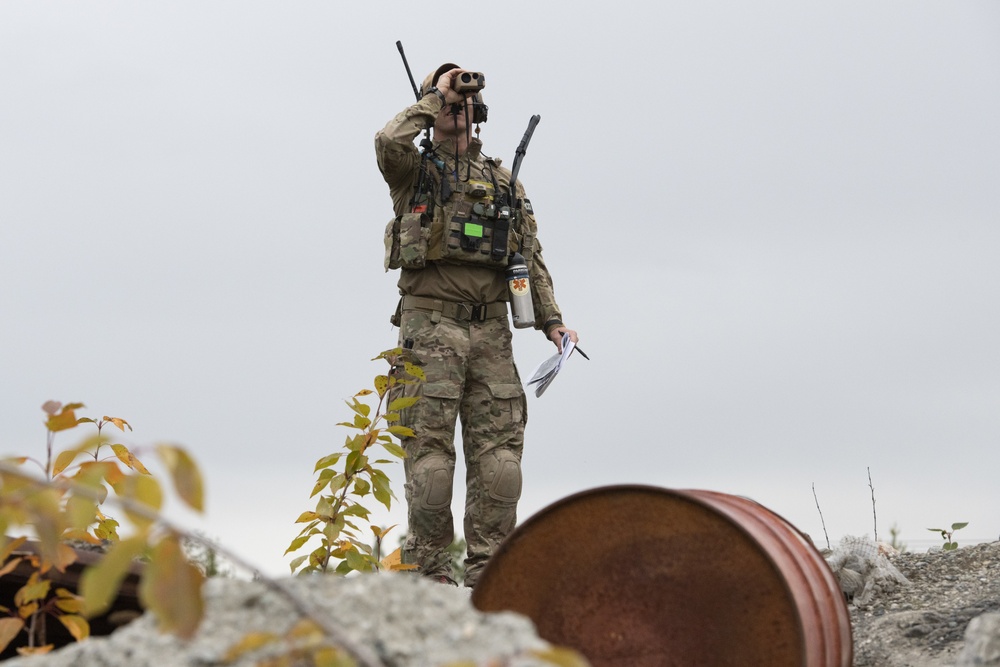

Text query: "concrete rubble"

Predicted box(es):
[2, 573, 562, 667]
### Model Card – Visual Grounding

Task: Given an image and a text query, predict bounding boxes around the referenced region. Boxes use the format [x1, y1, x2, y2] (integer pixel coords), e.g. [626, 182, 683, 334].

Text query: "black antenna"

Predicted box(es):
[508, 115, 540, 202]
[395, 41, 436, 211]
[397, 41, 421, 102]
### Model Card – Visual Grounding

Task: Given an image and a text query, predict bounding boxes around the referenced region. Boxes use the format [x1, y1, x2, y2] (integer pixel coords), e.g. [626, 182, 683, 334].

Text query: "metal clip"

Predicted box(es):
[457, 302, 489, 321]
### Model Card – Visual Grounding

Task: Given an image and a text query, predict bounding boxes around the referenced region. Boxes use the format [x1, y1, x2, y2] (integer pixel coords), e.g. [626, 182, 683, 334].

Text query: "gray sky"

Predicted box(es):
[2, 1, 998, 576]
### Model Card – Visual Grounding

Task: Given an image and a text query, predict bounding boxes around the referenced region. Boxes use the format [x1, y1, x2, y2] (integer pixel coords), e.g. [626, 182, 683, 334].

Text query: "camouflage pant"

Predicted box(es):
[392, 308, 527, 587]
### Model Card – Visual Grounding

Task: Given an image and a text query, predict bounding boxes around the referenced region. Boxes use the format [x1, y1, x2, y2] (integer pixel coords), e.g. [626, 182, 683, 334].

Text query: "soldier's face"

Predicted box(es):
[434, 97, 472, 135]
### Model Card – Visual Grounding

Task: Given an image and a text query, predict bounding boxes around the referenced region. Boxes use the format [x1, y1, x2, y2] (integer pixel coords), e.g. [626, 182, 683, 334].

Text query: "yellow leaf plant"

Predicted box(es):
[2, 379, 394, 667]
[286, 348, 423, 576]
[0, 402, 206, 652]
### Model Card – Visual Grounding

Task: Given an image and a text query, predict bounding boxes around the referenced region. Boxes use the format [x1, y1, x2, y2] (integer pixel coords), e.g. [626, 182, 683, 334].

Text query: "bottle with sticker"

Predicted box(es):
[505, 252, 535, 329]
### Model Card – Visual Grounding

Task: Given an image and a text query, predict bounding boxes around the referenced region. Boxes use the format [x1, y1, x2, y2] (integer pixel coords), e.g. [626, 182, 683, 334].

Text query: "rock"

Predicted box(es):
[850, 541, 1000, 667]
[956, 612, 1000, 666]
[1, 574, 562, 667]
[826, 535, 909, 607]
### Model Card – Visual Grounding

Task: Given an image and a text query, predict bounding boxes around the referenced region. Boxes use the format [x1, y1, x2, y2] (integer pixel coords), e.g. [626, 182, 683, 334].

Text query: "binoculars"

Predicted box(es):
[453, 71, 486, 94]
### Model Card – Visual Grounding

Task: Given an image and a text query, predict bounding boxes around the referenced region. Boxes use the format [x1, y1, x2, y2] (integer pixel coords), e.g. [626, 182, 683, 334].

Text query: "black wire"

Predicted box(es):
[452, 102, 474, 183]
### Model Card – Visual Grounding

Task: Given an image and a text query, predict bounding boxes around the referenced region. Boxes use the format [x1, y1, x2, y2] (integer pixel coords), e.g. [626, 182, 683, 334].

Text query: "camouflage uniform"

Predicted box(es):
[375, 90, 564, 586]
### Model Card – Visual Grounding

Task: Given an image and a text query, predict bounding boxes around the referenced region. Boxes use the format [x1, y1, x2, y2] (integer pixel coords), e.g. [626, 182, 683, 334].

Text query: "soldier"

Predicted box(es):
[375, 63, 578, 587]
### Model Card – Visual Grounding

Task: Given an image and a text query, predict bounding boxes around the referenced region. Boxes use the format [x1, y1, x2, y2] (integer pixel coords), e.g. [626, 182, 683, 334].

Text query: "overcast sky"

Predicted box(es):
[2, 1, 998, 576]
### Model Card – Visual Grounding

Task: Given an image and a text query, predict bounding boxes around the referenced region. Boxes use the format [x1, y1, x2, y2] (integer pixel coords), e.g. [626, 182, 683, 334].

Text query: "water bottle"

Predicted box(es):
[506, 252, 535, 329]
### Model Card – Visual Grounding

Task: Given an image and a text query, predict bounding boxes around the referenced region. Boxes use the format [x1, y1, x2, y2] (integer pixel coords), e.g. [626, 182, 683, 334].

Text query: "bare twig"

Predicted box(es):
[812, 483, 830, 550]
[45, 431, 55, 480]
[0, 463, 387, 667]
[868, 466, 878, 543]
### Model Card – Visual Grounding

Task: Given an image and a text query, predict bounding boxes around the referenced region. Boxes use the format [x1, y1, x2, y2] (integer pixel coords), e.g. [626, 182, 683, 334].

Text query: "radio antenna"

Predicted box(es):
[396, 41, 421, 102]
[394, 41, 437, 211]
[508, 115, 540, 202]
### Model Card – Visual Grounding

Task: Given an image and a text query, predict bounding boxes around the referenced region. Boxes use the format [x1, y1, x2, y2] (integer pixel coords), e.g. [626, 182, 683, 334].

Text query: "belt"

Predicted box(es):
[401, 295, 508, 322]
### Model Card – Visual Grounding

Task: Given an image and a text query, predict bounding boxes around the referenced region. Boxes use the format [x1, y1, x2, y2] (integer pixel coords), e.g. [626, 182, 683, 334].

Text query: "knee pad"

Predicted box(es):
[413, 453, 453, 510]
[481, 449, 522, 503]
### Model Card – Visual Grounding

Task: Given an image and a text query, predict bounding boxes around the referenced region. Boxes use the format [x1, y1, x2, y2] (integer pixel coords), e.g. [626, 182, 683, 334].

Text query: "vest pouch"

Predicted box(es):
[384, 217, 400, 271]
[518, 226, 536, 266]
[442, 216, 505, 267]
[385, 212, 431, 271]
[459, 219, 490, 254]
[433, 201, 507, 269]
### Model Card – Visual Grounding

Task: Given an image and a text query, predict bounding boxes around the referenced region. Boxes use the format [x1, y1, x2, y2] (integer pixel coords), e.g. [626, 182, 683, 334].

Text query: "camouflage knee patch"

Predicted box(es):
[480, 448, 522, 503]
[413, 452, 454, 510]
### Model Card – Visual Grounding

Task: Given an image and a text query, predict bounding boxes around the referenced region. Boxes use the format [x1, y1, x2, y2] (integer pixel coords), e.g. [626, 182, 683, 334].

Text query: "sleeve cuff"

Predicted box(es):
[423, 88, 446, 108]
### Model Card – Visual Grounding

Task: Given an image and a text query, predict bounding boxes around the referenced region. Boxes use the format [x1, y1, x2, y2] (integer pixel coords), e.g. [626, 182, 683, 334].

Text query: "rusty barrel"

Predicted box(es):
[471, 485, 851, 666]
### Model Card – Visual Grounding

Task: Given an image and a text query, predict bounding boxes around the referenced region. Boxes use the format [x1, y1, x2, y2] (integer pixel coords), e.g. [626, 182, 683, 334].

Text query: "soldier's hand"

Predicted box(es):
[436, 68, 473, 105]
[548, 326, 579, 353]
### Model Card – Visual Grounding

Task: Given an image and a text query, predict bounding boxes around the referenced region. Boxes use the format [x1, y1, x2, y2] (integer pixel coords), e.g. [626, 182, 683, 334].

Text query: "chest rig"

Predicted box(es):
[384, 144, 536, 272]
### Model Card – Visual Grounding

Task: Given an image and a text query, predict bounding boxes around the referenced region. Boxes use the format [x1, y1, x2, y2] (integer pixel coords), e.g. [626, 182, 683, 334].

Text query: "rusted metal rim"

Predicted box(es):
[471, 485, 852, 667]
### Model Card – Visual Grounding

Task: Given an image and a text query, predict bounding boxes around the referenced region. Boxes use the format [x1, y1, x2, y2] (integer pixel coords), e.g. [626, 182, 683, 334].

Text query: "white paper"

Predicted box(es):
[526, 333, 577, 397]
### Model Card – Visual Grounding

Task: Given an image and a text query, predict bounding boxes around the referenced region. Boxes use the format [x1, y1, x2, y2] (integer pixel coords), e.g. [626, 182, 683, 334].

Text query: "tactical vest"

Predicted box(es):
[384, 155, 536, 272]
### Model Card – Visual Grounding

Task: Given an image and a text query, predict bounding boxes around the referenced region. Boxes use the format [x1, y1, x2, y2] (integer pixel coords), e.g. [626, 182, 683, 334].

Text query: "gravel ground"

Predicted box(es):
[849, 540, 1000, 666]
